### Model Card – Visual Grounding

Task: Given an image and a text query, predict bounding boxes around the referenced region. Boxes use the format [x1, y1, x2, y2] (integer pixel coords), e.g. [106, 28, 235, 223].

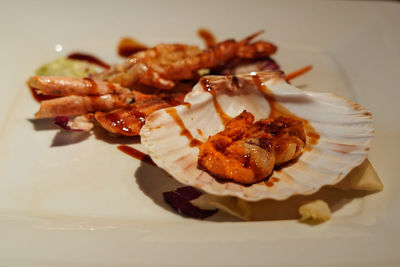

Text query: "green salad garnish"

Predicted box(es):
[35, 58, 98, 78]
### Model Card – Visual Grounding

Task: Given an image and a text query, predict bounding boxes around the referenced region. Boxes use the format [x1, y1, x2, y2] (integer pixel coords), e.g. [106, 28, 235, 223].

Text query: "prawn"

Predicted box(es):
[29, 76, 134, 118]
[98, 31, 277, 90]
[198, 111, 306, 185]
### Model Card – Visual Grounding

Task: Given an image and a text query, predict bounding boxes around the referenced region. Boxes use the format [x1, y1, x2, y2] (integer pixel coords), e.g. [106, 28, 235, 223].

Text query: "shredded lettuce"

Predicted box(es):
[35, 58, 98, 78]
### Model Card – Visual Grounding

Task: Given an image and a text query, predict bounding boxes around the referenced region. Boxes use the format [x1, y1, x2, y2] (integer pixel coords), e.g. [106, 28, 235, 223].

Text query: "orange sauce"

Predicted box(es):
[265, 181, 274, 187]
[274, 157, 300, 171]
[285, 65, 313, 81]
[183, 102, 191, 109]
[197, 28, 216, 49]
[117, 145, 155, 166]
[200, 78, 232, 126]
[103, 108, 146, 135]
[272, 177, 280, 182]
[83, 77, 98, 94]
[264, 177, 281, 188]
[166, 108, 202, 147]
[118, 37, 148, 57]
[67, 53, 110, 69]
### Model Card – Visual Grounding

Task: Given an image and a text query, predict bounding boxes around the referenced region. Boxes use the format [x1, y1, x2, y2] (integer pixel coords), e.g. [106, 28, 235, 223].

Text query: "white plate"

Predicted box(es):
[1, 0, 399, 265]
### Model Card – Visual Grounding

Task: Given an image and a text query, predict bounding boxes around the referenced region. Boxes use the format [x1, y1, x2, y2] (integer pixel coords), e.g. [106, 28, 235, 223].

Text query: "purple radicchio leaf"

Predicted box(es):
[257, 57, 280, 71]
[54, 116, 83, 132]
[163, 186, 218, 219]
[54, 116, 72, 130]
[219, 57, 280, 75]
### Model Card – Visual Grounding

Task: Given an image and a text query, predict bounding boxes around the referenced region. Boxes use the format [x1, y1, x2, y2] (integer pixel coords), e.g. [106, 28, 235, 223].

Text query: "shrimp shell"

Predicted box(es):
[35, 94, 130, 118]
[29, 76, 131, 96]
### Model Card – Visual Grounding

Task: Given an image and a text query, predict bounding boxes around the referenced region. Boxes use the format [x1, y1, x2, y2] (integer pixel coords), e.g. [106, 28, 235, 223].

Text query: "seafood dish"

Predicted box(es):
[141, 72, 376, 202]
[28, 30, 382, 222]
[29, 31, 278, 135]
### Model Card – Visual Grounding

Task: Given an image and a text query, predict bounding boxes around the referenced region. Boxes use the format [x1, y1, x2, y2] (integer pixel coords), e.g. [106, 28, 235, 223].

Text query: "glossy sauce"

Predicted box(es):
[117, 145, 155, 166]
[200, 78, 232, 126]
[182, 102, 191, 109]
[104, 109, 146, 135]
[285, 65, 313, 81]
[166, 108, 202, 147]
[197, 28, 216, 49]
[264, 177, 280, 187]
[265, 181, 274, 187]
[83, 77, 98, 94]
[118, 37, 148, 57]
[251, 74, 320, 148]
[67, 53, 110, 69]
[272, 177, 280, 182]
[274, 157, 299, 171]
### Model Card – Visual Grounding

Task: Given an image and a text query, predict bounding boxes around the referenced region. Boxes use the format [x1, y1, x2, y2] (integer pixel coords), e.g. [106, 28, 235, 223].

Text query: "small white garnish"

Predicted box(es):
[298, 200, 331, 223]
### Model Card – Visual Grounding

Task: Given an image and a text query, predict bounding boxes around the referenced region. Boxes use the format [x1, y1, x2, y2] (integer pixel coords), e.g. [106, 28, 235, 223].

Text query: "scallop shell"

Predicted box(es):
[140, 71, 374, 201]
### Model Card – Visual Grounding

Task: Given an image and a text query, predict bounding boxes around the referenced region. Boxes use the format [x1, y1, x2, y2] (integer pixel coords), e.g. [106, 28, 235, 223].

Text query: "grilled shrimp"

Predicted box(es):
[35, 94, 131, 118]
[95, 97, 171, 136]
[96, 44, 202, 90]
[98, 31, 277, 90]
[94, 89, 189, 136]
[29, 76, 134, 118]
[198, 111, 306, 185]
[29, 76, 132, 96]
[29, 31, 278, 136]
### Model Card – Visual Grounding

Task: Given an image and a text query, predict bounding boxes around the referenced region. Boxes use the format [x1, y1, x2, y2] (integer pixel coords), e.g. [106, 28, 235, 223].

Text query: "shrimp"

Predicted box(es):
[29, 32, 278, 135]
[95, 97, 171, 136]
[95, 89, 189, 136]
[29, 76, 134, 118]
[96, 44, 202, 90]
[35, 94, 131, 118]
[29, 76, 132, 96]
[98, 31, 277, 90]
[197, 111, 305, 185]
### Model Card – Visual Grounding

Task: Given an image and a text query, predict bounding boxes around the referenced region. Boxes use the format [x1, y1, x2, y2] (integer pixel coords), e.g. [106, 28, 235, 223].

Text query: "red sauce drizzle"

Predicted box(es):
[83, 77, 98, 94]
[285, 65, 313, 81]
[251, 73, 320, 149]
[117, 145, 155, 166]
[274, 157, 300, 171]
[118, 37, 148, 57]
[166, 108, 202, 147]
[67, 53, 110, 69]
[197, 28, 217, 49]
[200, 78, 232, 126]
[200, 78, 215, 95]
[265, 181, 274, 187]
[264, 177, 280, 188]
[102, 108, 146, 135]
